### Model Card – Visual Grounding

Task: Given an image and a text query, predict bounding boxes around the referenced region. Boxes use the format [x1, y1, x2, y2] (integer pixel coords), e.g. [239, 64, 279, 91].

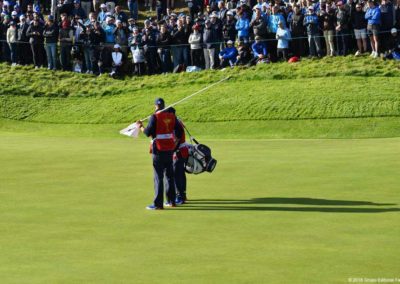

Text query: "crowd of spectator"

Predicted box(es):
[0, 0, 400, 78]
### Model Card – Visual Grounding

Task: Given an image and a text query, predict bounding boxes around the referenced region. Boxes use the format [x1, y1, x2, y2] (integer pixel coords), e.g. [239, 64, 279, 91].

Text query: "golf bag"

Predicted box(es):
[180, 120, 217, 176]
[185, 142, 217, 174]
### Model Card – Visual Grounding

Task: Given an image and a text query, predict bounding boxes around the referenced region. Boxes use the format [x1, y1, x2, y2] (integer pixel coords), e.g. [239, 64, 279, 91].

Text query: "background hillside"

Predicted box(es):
[1, 56, 400, 138]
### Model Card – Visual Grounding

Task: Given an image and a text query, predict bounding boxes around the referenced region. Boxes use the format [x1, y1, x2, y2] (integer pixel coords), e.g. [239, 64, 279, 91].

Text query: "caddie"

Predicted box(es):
[137, 98, 183, 210]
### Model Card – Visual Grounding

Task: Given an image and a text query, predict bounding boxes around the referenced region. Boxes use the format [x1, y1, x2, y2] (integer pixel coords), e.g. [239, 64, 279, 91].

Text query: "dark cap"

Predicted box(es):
[154, 98, 165, 108]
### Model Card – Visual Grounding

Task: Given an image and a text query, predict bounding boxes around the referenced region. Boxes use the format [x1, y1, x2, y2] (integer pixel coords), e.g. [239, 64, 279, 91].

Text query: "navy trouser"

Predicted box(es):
[153, 151, 175, 207]
[173, 157, 187, 200]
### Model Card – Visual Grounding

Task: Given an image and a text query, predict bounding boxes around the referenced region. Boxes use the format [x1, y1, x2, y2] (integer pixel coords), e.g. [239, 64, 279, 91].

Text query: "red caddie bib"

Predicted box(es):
[153, 112, 176, 152]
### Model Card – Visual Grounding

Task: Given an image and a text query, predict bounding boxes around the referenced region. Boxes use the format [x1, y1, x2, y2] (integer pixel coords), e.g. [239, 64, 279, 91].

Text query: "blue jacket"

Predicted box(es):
[303, 13, 319, 34]
[268, 14, 286, 33]
[251, 41, 268, 58]
[219, 46, 238, 62]
[103, 24, 116, 43]
[235, 17, 250, 38]
[365, 7, 381, 25]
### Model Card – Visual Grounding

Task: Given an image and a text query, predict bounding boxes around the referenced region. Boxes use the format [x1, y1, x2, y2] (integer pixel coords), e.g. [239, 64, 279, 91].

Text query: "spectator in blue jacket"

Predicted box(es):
[103, 16, 116, 44]
[268, 5, 286, 61]
[219, 40, 238, 67]
[303, 6, 322, 57]
[235, 10, 250, 43]
[365, 0, 381, 57]
[268, 5, 286, 34]
[250, 35, 268, 65]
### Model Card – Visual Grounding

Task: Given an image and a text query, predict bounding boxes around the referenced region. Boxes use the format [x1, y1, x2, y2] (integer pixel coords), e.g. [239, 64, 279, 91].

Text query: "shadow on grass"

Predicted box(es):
[178, 197, 399, 213]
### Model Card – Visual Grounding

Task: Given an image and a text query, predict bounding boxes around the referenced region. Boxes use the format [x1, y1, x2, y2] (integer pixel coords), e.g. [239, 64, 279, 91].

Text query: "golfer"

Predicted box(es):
[170, 108, 189, 205]
[137, 98, 183, 210]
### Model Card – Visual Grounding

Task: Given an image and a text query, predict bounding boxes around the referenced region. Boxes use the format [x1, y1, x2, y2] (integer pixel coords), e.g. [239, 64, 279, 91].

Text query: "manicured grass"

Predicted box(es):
[1, 130, 399, 283]
[1, 56, 399, 282]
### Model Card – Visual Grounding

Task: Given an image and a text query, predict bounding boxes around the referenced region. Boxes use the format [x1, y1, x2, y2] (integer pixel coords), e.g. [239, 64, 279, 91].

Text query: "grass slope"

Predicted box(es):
[1, 133, 399, 283]
[1, 56, 400, 138]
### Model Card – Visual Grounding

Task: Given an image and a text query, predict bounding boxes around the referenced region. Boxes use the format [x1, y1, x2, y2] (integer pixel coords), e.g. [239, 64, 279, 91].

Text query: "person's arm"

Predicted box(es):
[138, 115, 156, 137]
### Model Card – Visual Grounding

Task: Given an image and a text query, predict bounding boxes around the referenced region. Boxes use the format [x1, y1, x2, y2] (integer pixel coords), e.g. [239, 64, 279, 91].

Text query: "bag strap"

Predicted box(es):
[179, 118, 199, 145]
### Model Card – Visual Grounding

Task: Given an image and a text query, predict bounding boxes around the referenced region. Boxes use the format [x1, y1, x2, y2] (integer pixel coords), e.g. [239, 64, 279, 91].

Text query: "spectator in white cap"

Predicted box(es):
[103, 15, 116, 44]
[129, 26, 146, 75]
[97, 3, 108, 23]
[110, 43, 124, 78]
[275, 20, 291, 61]
[115, 18, 128, 54]
[223, 10, 237, 43]
[11, 11, 18, 22]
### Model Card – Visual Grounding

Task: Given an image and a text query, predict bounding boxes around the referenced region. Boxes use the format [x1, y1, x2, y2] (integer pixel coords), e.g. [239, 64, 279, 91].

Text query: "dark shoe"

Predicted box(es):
[175, 197, 185, 205]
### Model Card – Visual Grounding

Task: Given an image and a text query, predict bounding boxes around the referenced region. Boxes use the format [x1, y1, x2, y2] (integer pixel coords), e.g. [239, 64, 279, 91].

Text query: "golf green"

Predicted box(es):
[1, 131, 399, 283]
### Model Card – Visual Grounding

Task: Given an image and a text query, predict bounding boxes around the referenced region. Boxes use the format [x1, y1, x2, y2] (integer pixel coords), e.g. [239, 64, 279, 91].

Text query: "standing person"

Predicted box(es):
[380, 0, 395, 55]
[222, 11, 237, 43]
[236, 9, 250, 43]
[59, 15, 74, 71]
[189, 23, 204, 68]
[17, 15, 31, 65]
[268, 5, 286, 62]
[26, 18, 44, 68]
[171, 18, 187, 69]
[43, 15, 58, 70]
[172, 113, 189, 205]
[6, 21, 18, 66]
[0, 15, 12, 63]
[157, 24, 173, 73]
[250, 7, 268, 41]
[365, 0, 381, 58]
[276, 20, 291, 60]
[137, 98, 183, 210]
[128, 27, 145, 75]
[352, 3, 368, 55]
[303, 6, 322, 57]
[203, 19, 217, 69]
[289, 4, 306, 57]
[322, 7, 336, 56]
[142, 19, 159, 75]
[336, 1, 351, 55]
